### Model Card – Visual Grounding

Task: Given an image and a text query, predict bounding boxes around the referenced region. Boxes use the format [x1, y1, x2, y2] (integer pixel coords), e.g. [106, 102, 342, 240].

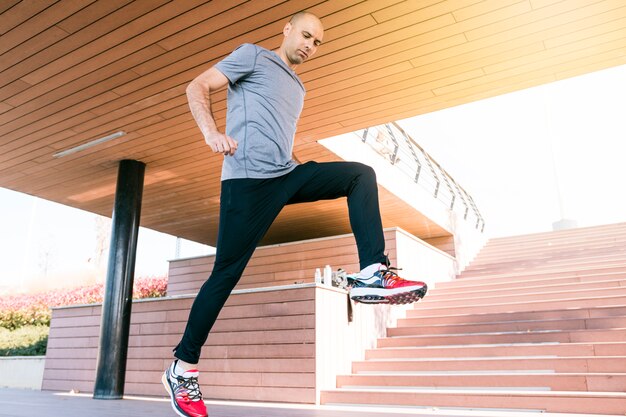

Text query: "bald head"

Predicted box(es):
[290, 11, 321, 25]
[278, 11, 324, 68]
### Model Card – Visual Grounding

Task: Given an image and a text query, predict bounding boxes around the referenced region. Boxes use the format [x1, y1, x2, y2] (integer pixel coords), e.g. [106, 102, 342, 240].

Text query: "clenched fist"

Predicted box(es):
[205, 131, 238, 156]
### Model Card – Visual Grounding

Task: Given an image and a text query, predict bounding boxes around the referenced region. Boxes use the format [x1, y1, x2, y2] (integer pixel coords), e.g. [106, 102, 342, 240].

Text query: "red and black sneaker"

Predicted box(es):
[349, 263, 427, 305]
[162, 360, 208, 417]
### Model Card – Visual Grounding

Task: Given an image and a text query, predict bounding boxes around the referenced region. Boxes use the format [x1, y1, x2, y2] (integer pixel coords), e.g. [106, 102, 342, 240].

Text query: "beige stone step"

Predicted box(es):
[430, 273, 626, 295]
[401, 305, 626, 326]
[376, 328, 626, 348]
[460, 260, 626, 279]
[476, 240, 626, 259]
[474, 241, 626, 256]
[417, 286, 626, 309]
[320, 388, 626, 414]
[336, 372, 626, 392]
[438, 268, 626, 289]
[392, 316, 626, 336]
[351, 356, 626, 373]
[481, 223, 626, 246]
[465, 254, 626, 276]
[470, 246, 626, 268]
[365, 342, 626, 360]
[407, 294, 626, 317]
[482, 235, 626, 252]
[430, 279, 626, 301]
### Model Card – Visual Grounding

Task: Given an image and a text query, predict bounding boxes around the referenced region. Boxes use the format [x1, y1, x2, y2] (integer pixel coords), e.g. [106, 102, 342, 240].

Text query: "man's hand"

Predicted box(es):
[186, 67, 233, 155]
[205, 131, 238, 156]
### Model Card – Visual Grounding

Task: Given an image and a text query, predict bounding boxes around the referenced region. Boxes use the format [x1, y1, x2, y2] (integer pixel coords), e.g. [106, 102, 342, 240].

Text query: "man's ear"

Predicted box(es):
[283, 22, 292, 37]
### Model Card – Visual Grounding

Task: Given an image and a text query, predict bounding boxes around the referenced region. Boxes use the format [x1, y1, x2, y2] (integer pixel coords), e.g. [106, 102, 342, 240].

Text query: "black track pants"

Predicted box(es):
[173, 161, 387, 364]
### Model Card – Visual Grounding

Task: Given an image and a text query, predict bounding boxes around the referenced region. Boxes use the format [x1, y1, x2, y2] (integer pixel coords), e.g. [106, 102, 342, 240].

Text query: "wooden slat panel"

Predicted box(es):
[0, 0, 21, 15]
[0, 79, 30, 101]
[531, 0, 566, 8]
[453, 0, 524, 22]
[0, 0, 56, 35]
[544, 13, 626, 49]
[371, 0, 468, 23]
[2, 0, 624, 249]
[465, 0, 623, 41]
[154, 0, 296, 51]
[21, 0, 205, 85]
[167, 230, 399, 295]
[56, 0, 134, 33]
[0, 45, 163, 129]
[0, 0, 94, 55]
[43, 286, 319, 400]
[0, 26, 69, 71]
[0, 0, 394, 150]
[0, 0, 170, 101]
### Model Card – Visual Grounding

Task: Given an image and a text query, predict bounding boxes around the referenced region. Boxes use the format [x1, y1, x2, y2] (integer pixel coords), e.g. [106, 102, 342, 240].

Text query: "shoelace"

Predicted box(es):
[176, 375, 203, 401]
[379, 266, 403, 287]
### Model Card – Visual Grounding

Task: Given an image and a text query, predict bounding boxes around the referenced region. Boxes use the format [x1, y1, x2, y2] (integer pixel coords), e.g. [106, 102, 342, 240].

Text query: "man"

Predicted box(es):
[161, 11, 427, 417]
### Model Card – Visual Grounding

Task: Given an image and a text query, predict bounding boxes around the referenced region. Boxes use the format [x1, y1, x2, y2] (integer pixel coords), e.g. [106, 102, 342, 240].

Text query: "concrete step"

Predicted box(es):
[330, 225, 626, 414]
[481, 223, 626, 246]
[320, 388, 626, 414]
[376, 328, 626, 348]
[465, 253, 626, 275]
[482, 232, 626, 250]
[407, 294, 626, 317]
[365, 342, 626, 360]
[336, 372, 626, 392]
[460, 260, 626, 279]
[402, 305, 626, 326]
[416, 286, 626, 309]
[351, 356, 626, 373]
[475, 237, 626, 253]
[469, 245, 626, 268]
[476, 239, 626, 258]
[392, 316, 626, 336]
[439, 268, 626, 289]
[430, 274, 626, 295]
[429, 278, 626, 300]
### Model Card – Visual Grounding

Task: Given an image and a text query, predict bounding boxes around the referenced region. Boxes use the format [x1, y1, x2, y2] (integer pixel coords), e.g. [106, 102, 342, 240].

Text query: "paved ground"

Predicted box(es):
[0, 388, 612, 417]
[0, 388, 445, 417]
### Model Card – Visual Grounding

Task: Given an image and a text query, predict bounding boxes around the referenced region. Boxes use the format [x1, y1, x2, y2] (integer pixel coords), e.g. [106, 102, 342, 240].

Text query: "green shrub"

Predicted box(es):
[0, 325, 48, 356]
[0, 277, 168, 355]
[0, 276, 167, 330]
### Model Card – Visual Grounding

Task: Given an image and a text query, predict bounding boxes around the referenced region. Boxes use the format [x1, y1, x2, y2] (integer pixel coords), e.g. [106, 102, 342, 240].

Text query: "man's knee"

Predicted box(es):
[350, 162, 376, 181]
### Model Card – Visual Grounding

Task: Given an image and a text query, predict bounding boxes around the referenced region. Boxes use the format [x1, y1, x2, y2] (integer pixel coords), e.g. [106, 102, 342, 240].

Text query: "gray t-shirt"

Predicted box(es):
[214, 43, 305, 180]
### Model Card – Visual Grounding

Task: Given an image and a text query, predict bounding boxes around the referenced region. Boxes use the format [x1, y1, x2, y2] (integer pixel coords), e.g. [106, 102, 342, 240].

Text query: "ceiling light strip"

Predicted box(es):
[53, 131, 126, 158]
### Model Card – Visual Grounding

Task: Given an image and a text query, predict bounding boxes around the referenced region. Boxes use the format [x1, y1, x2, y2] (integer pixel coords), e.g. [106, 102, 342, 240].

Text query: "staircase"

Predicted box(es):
[321, 223, 626, 415]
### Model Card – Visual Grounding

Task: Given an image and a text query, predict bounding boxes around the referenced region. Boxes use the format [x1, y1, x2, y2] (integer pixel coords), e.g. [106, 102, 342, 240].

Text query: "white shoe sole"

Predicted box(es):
[350, 284, 427, 305]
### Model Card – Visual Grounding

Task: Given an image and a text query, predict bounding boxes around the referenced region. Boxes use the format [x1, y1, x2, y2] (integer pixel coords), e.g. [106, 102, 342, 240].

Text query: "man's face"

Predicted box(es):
[282, 14, 324, 66]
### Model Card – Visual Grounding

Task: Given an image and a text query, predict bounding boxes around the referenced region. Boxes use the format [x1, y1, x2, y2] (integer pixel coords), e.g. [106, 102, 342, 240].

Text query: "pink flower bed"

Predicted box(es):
[0, 276, 167, 330]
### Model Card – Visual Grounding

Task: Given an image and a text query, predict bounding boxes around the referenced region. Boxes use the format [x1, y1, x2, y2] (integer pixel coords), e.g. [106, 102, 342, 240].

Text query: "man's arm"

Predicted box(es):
[186, 67, 238, 155]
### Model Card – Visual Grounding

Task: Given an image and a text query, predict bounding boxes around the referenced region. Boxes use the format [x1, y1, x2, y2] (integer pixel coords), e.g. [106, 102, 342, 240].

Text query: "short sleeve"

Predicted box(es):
[214, 43, 259, 84]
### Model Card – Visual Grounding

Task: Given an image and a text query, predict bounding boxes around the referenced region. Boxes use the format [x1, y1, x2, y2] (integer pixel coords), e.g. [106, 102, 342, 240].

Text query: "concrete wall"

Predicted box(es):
[0, 356, 45, 389]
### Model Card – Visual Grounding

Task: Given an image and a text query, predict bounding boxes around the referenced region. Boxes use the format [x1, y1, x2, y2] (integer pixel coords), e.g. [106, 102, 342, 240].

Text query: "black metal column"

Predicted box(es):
[94, 159, 146, 399]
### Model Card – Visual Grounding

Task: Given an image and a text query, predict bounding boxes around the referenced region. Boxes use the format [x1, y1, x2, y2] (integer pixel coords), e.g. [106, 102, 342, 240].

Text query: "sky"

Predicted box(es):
[0, 188, 213, 294]
[398, 63, 626, 237]
[1, 63, 626, 293]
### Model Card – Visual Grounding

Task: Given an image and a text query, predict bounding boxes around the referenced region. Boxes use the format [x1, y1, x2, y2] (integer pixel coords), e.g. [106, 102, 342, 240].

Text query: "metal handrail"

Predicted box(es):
[359, 122, 485, 232]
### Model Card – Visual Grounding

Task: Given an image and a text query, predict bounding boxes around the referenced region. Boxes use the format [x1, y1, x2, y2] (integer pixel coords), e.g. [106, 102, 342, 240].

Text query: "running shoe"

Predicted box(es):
[349, 263, 427, 304]
[162, 360, 208, 417]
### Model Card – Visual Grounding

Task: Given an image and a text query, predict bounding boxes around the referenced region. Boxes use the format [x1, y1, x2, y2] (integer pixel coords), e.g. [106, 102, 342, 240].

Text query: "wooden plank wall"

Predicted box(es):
[42, 227, 457, 403]
[424, 236, 456, 257]
[167, 229, 399, 296]
[43, 286, 318, 403]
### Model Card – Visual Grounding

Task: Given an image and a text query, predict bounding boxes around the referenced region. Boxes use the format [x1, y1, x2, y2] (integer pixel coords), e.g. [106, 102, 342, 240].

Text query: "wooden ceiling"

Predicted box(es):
[1, 0, 625, 246]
